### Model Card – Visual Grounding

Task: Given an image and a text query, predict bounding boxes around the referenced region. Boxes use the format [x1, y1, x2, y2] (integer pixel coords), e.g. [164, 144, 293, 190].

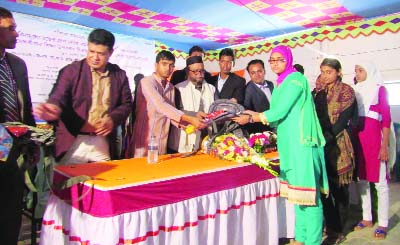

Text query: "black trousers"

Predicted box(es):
[0, 150, 25, 245]
[322, 182, 350, 234]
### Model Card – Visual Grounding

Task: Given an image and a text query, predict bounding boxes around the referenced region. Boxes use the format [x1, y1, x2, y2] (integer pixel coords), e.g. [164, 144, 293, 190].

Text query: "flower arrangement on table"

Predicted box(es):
[248, 131, 277, 154]
[209, 131, 279, 176]
[210, 134, 252, 163]
[247, 131, 278, 175]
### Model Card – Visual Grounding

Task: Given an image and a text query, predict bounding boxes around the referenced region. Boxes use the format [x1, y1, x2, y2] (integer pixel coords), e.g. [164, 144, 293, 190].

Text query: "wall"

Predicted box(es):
[10, 13, 155, 103]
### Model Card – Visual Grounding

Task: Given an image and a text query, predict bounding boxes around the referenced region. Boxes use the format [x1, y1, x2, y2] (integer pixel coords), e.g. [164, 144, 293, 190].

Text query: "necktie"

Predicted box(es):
[0, 61, 20, 122]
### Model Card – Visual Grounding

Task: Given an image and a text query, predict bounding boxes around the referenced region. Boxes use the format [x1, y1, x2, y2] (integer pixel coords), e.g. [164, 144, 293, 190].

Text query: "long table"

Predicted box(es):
[40, 153, 294, 245]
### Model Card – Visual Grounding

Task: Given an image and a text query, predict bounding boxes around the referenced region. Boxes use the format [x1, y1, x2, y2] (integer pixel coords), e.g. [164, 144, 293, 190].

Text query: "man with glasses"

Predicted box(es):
[168, 56, 217, 153]
[170, 45, 213, 85]
[242, 59, 274, 134]
[126, 51, 206, 158]
[209, 48, 246, 105]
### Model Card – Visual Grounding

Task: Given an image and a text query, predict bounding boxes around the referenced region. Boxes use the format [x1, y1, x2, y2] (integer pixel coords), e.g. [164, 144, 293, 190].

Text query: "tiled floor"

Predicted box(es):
[341, 181, 400, 245]
[279, 181, 400, 245]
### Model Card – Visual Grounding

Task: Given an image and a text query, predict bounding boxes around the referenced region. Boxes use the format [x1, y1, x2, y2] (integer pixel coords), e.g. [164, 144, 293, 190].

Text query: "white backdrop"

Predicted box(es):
[204, 32, 400, 122]
[10, 13, 155, 103]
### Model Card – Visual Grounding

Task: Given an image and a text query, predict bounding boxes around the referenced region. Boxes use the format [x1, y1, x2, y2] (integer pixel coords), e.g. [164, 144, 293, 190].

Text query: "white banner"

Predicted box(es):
[10, 13, 155, 103]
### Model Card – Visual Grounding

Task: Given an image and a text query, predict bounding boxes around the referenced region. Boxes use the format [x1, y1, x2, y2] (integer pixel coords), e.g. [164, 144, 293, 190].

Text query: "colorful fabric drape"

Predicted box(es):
[323, 81, 356, 185]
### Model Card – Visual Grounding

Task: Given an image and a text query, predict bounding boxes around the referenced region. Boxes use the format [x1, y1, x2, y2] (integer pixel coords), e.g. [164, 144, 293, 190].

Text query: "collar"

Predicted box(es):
[218, 73, 229, 81]
[0, 52, 7, 62]
[254, 80, 269, 88]
[90, 66, 109, 77]
[153, 73, 169, 87]
[188, 80, 204, 89]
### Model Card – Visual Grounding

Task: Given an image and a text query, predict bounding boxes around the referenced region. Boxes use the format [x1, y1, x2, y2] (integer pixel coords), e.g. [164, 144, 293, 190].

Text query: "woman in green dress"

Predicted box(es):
[234, 45, 329, 245]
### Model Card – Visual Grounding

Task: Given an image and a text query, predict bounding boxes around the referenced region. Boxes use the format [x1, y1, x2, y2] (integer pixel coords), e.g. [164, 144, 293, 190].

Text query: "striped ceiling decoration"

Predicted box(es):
[4, 0, 400, 52]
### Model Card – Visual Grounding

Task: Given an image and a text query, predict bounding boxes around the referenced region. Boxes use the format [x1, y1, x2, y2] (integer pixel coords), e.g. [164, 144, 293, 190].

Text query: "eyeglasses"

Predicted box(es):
[268, 58, 286, 64]
[188, 69, 205, 75]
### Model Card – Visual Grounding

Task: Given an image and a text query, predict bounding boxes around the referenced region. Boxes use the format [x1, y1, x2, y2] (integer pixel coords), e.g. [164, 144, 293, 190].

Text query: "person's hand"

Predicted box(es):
[243, 110, 258, 117]
[230, 98, 238, 103]
[94, 115, 114, 136]
[188, 116, 207, 130]
[233, 110, 261, 125]
[379, 144, 389, 162]
[195, 111, 207, 120]
[233, 114, 251, 125]
[33, 103, 61, 121]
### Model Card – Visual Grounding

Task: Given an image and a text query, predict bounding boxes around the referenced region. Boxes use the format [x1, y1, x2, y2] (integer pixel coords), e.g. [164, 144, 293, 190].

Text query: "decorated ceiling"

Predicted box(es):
[3, 0, 400, 52]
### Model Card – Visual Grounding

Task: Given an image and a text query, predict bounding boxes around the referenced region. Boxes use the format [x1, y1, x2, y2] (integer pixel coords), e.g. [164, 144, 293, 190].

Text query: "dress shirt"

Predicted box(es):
[87, 68, 111, 126]
[217, 74, 228, 92]
[256, 81, 272, 102]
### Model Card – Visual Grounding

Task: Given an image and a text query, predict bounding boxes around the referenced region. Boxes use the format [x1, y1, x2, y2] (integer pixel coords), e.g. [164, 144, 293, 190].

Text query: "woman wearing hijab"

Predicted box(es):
[234, 45, 328, 245]
[353, 62, 392, 239]
[315, 58, 357, 244]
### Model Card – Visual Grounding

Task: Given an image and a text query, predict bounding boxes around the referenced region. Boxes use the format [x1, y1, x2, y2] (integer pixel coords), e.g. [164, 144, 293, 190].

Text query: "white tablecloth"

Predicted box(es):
[40, 177, 294, 245]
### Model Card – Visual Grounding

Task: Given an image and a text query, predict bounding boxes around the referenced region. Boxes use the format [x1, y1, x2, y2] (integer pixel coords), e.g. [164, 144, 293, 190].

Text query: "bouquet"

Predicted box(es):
[207, 131, 279, 177]
[210, 133, 252, 163]
[248, 131, 277, 154]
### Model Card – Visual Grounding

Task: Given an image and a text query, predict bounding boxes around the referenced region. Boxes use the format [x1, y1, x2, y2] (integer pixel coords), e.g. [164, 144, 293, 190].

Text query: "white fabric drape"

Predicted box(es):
[40, 178, 294, 245]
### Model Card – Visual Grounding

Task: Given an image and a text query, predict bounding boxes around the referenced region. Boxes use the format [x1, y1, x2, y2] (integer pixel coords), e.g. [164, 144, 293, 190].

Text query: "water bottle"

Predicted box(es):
[147, 136, 159, 164]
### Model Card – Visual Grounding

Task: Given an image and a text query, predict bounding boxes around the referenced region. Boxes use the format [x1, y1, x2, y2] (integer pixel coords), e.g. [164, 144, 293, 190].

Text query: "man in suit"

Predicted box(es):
[243, 59, 274, 134]
[170, 45, 213, 85]
[34, 29, 132, 164]
[0, 7, 39, 244]
[209, 48, 246, 105]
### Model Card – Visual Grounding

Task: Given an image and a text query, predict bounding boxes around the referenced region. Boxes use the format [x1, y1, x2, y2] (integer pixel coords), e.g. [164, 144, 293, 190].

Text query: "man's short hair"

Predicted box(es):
[134, 73, 144, 84]
[246, 59, 265, 72]
[219, 48, 235, 61]
[156, 50, 175, 63]
[294, 64, 304, 74]
[88, 29, 115, 51]
[188, 45, 204, 56]
[0, 7, 13, 19]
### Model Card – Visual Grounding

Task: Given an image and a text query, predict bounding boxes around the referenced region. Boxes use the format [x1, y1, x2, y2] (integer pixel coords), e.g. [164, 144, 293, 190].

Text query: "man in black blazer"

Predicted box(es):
[170, 45, 213, 85]
[209, 48, 246, 105]
[0, 7, 39, 244]
[243, 59, 274, 134]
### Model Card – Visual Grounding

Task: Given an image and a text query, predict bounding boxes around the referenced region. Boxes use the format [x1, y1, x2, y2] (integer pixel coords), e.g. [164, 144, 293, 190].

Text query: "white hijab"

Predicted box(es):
[354, 62, 397, 168]
[353, 61, 382, 116]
